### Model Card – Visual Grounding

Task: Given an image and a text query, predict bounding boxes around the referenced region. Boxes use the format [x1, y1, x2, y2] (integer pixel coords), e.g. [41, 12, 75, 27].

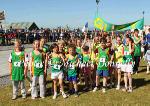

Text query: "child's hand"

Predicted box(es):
[91, 64, 94, 70]
[24, 74, 27, 78]
[109, 60, 112, 64]
[30, 74, 33, 80]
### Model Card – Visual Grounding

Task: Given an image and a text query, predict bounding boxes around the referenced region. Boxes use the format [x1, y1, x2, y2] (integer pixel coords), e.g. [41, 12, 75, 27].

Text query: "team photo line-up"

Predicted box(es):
[8, 28, 150, 100]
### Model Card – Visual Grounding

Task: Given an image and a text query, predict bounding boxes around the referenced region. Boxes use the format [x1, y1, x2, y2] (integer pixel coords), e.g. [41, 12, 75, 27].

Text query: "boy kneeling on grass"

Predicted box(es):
[8, 39, 28, 100]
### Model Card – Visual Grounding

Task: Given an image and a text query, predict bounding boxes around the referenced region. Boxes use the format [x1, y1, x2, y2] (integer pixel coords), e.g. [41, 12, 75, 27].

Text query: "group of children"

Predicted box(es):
[9, 29, 149, 100]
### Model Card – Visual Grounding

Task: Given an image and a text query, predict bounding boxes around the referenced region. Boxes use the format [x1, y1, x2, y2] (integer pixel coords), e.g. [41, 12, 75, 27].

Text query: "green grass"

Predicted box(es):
[0, 59, 150, 106]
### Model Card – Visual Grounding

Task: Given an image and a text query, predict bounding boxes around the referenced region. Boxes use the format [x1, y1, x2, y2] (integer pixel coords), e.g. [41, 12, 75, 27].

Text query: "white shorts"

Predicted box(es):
[121, 64, 133, 73]
[114, 63, 122, 69]
[51, 71, 64, 80]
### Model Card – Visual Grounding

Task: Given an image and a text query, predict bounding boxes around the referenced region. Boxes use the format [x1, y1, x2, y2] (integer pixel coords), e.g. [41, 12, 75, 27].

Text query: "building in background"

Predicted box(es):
[1, 22, 39, 31]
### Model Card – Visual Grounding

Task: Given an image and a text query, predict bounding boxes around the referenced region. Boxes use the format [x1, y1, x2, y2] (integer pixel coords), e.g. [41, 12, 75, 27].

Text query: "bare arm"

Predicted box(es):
[129, 43, 134, 54]
[9, 62, 12, 79]
[110, 54, 114, 62]
[44, 53, 48, 75]
[24, 65, 27, 78]
[109, 48, 114, 63]
[60, 54, 65, 64]
[81, 33, 87, 48]
[24, 53, 29, 78]
[8, 53, 12, 79]
[29, 53, 33, 78]
[91, 39, 95, 50]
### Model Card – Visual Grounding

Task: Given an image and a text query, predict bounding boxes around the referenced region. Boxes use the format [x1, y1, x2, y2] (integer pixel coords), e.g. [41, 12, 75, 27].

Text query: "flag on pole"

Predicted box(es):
[0, 11, 5, 20]
[96, 0, 100, 5]
[82, 22, 88, 32]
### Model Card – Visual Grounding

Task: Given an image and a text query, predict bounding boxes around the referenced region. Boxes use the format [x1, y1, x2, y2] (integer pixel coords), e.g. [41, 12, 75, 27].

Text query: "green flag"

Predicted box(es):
[94, 16, 113, 31]
[114, 18, 144, 31]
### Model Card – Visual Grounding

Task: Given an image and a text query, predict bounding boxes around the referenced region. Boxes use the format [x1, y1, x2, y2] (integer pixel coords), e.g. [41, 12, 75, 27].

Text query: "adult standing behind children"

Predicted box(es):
[133, 29, 142, 74]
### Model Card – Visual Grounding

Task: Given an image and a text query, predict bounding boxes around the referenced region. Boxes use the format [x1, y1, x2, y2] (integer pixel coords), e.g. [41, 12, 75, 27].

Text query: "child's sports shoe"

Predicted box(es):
[74, 92, 79, 97]
[146, 71, 150, 74]
[53, 93, 57, 99]
[102, 88, 106, 93]
[40, 96, 45, 99]
[12, 95, 17, 100]
[122, 87, 128, 92]
[31, 97, 35, 100]
[93, 87, 98, 92]
[22, 95, 26, 99]
[128, 87, 133, 93]
[116, 85, 120, 90]
[62, 93, 67, 99]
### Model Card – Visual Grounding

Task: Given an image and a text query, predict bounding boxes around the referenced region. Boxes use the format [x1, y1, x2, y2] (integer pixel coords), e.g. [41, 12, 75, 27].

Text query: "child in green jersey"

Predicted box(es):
[8, 39, 27, 100]
[48, 43, 67, 99]
[121, 37, 134, 92]
[114, 36, 124, 90]
[57, 40, 67, 92]
[29, 40, 47, 99]
[93, 38, 111, 93]
[133, 29, 142, 74]
[65, 44, 79, 97]
[91, 36, 101, 84]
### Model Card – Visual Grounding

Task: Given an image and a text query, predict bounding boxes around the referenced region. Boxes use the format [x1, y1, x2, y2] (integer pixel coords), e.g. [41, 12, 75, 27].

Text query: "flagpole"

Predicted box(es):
[95, 0, 100, 32]
[96, 0, 100, 16]
[143, 11, 145, 31]
[96, 3, 98, 16]
[142, 11, 145, 18]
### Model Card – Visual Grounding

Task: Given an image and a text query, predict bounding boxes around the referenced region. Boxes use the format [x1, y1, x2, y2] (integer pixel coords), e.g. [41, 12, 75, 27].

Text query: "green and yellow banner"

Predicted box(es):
[94, 16, 144, 31]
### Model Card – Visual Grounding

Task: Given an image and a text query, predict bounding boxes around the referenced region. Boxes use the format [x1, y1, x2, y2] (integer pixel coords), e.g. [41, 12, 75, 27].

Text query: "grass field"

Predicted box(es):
[0, 59, 150, 106]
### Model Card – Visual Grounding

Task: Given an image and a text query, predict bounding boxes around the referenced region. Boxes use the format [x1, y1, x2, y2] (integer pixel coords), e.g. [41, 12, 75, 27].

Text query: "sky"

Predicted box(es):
[0, 0, 150, 28]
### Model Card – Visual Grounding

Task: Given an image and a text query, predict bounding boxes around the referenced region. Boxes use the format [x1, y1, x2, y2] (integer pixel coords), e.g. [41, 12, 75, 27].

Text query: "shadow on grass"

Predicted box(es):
[138, 68, 147, 73]
[45, 87, 52, 97]
[139, 66, 146, 67]
[133, 78, 150, 89]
